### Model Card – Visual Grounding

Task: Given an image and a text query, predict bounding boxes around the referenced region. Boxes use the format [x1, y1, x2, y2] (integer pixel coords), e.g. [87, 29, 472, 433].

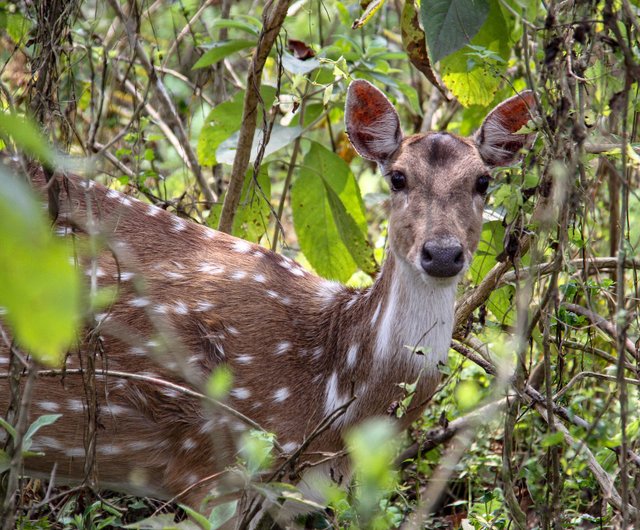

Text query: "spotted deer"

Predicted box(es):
[0, 80, 535, 513]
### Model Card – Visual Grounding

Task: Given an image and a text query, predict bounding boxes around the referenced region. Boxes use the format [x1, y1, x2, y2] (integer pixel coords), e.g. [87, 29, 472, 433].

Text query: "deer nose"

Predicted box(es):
[421, 240, 465, 278]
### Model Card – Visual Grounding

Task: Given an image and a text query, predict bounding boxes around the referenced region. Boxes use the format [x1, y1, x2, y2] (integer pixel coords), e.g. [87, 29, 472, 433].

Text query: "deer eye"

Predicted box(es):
[475, 174, 490, 195]
[389, 171, 407, 192]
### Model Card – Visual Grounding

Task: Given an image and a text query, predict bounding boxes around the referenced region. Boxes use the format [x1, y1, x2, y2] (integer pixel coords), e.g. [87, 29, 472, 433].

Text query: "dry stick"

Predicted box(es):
[499, 256, 640, 286]
[562, 302, 638, 360]
[106, 0, 216, 206]
[162, 0, 219, 69]
[217, 0, 290, 234]
[453, 235, 531, 336]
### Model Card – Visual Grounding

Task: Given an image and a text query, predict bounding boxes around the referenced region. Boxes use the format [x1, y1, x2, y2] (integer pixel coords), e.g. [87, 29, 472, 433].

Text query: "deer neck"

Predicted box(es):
[330, 252, 458, 380]
[372, 253, 457, 371]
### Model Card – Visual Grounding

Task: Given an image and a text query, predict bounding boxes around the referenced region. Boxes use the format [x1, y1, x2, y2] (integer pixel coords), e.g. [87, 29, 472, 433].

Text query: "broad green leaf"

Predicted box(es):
[216, 124, 302, 166]
[211, 18, 259, 36]
[240, 430, 275, 475]
[469, 220, 504, 284]
[22, 414, 62, 452]
[291, 142, 373, 281]
[421, 0, 489, 62]
[541, 430, 564, 448]
[0, 169, 81, 366]
[281, 52, 321, 75]
[208, 501, 238, 529]
[197, 92, 244, 166]
[440, 1, 510, 106]
[401, 1, 446, 98]
[192, 40, 256, 70]
[0, 111, 53, 164]
[324, 182, 376, 274]
[208, 165, 271, 241]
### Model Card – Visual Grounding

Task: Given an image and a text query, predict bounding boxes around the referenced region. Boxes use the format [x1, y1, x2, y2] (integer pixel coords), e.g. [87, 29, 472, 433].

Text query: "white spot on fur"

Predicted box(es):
[37, 402, 60, 412]
[274, 341, 291, 356]
[120, 196, 133, 207]
[94, 313, 108, 324]
[195, 301, 214, 312]
[282, 441, 299, 453]
[106, 189, 120, 199]
[174, 301, 189, 315]
[67, 399, 85, 412]
[231, 270, 247, 280]
[198, 263, 224, 275]
[129, 347, 146, 356]
[227, 325, 239, 336]
[290, 267, 305, 277]
[165, 271, 185, 280]
[253, 273, 266, 283]
[65, 447, 85, 457]
[85, 267, 105, 278]
[171, 217, 188, 232]
[345, 296, 358, 310]
[231, 388, 251, 400]
[153, 304, 169, 314]
[39, 436, 63, 450]
[98, 444, 123, 456]
[232, 240, 251, 253]
[117, 271, 135, 281]
[312, 346, 323, 360]
[346, 344, 358, 368]
[274, 387, 290, 402]
[371, 301, 382, 326]
[204, 229, 216, 239]
[182, 438, 197, 451]
[147, 204, 161, 216]
[324, 372, 349, 423]
[318, 281, 343, 306]
[129, 297, 150, 308]
[236, 355, 253, 364]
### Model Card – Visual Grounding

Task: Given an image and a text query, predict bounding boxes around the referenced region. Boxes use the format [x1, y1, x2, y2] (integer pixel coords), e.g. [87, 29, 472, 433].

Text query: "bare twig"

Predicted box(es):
[106, 0, 216, 206]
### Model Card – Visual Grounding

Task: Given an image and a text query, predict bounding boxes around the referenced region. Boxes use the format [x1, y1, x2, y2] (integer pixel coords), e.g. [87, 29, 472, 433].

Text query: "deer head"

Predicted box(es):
[345, 79, 535, 281]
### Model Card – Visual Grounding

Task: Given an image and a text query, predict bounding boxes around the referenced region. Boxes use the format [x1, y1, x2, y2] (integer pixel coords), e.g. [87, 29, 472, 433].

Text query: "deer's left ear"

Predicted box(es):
[476, 91, 537, 167]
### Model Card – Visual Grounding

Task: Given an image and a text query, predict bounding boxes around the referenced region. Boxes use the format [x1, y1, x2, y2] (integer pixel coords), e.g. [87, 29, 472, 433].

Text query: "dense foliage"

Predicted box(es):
[0, 0, 639, 528]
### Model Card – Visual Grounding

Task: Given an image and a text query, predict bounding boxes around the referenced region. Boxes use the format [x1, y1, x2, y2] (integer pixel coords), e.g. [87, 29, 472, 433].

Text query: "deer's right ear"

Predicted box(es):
[345, 79, 402, 163]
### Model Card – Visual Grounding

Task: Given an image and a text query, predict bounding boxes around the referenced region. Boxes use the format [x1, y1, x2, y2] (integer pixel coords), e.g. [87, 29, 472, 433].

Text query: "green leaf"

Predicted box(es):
[197, 92, 245, 166]
[216, 124, 302, 166]
[22, 414, 62, 452]
[208, 500, 238, 529]
[440, 1, 510, 106]
[541, 431, 564, 448]
[211, 18, 259, 36]
[192, 40, 256, 70]
[421, 0, 489, 62]
[124, 514, 201, 530]
[291, 142, 373, 281]
[0, 111, 53, 164]
[0, 168, 81, 366]
[208, 165, 271, 242]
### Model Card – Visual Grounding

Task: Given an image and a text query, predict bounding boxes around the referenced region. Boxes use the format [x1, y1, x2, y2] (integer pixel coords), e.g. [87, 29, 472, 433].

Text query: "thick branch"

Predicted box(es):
[217, 0, 290, 234]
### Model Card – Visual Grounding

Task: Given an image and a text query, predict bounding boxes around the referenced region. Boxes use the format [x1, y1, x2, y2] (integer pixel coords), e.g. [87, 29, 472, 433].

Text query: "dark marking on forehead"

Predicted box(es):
[424, 133, 470, 167]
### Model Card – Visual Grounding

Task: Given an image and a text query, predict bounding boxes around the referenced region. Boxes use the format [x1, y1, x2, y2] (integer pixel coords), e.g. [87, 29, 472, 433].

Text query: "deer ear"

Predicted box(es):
[476, 90, 536, 167]
[345, 79, 403, 163]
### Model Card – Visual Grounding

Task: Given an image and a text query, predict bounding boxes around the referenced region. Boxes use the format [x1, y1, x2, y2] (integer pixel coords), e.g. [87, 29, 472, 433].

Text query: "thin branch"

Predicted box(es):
[106, 0, 216, 206]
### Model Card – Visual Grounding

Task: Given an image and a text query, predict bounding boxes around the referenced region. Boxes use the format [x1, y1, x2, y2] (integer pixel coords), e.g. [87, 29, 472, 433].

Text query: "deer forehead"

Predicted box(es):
[391, 132, 487, 190]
